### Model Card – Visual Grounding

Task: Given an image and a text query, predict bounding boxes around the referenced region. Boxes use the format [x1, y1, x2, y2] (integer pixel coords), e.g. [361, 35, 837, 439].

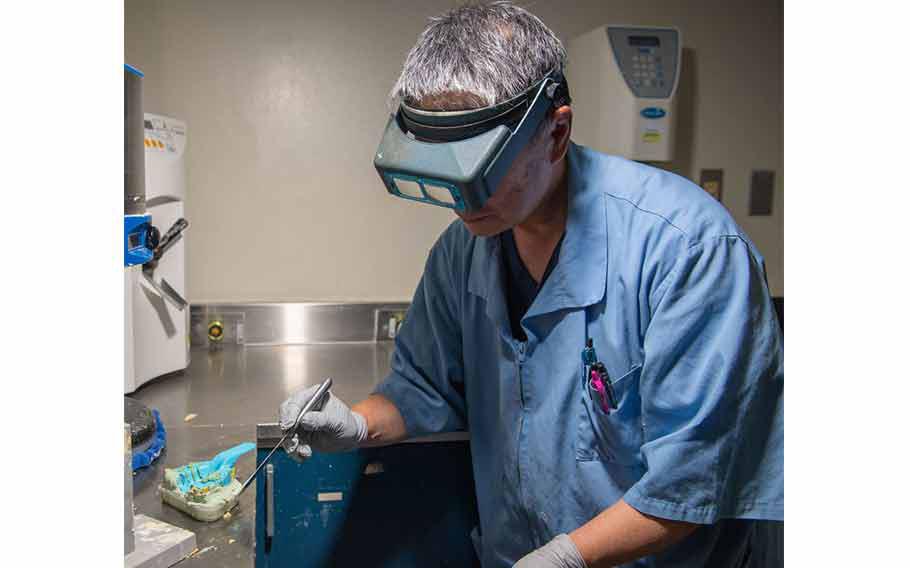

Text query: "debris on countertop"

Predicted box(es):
[189, 545, 217, 558]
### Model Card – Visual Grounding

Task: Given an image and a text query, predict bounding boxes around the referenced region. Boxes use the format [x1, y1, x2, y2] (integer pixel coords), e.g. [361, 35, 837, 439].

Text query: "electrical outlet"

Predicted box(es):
[699, 169, 724, 201]
[749, 170, 775, 216]
[190, 310, 246, 346]
[375, 308, 407, 341]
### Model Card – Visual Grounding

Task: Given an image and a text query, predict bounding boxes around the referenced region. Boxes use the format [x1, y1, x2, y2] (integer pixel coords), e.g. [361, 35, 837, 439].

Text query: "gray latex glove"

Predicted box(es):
[278, 385, 368, 462]
[513, 534, 587, 568]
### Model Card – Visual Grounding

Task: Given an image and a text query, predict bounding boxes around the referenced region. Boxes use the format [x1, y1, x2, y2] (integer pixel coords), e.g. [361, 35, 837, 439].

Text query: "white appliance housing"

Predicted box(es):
[124, 114, 190, 393]
[567, 25, 681, 162]
[125, 266, 139, 392]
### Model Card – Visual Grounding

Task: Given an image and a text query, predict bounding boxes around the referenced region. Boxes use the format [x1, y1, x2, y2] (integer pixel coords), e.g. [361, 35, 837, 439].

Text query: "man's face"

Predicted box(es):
[454, 130, 554, 237]
[415, 91, 564, 237]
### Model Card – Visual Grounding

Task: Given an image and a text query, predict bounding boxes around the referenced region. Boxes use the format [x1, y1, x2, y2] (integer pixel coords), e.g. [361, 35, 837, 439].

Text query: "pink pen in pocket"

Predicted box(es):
[589, 367, 612, 415]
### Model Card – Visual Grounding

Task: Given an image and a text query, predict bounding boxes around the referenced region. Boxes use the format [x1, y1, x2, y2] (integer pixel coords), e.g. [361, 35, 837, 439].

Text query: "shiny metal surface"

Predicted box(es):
[190, 302, 409, 346]
[130, 342, 397, 568]
[141, 268, 188, 311]
[159, 277, 188, 310]
[124, 65, 146, 215]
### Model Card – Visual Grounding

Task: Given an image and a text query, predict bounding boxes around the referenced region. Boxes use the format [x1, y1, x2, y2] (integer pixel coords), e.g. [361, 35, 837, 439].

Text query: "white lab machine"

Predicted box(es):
[124, 114, 190, 393]
[124, 267, 138, 391]
[567, 25, 681, 162]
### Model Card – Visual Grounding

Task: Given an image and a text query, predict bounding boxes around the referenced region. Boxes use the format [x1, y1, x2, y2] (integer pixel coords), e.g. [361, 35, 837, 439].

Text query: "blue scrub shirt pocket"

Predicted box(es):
[576, 364, 643, 466]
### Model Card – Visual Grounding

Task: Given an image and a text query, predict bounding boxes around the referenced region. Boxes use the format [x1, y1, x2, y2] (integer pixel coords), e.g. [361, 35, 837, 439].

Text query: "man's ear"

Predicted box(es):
[549, 105, 573, 164]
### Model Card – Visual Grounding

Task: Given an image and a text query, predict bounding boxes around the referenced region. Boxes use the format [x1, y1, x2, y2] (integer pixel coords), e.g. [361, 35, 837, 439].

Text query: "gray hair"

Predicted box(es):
[391, 1, 567, 110]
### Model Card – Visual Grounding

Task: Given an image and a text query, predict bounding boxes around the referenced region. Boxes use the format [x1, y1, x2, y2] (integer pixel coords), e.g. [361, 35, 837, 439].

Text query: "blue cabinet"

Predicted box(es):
[255, 440, 479, 567]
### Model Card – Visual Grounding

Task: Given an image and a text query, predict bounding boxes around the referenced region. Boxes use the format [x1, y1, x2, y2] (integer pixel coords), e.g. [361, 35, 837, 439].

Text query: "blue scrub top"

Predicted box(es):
[500, 228, 564, 342]
[375, 143, 784, 568]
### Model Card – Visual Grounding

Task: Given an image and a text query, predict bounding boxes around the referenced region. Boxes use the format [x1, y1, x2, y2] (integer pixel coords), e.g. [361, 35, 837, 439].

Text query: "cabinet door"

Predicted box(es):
[256, 441, 479, 568]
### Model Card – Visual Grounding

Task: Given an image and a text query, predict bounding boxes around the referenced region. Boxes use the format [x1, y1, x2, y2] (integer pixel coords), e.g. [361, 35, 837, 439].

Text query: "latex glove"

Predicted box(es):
[513, 534, 587, 568]
[278, 385, 368, 462]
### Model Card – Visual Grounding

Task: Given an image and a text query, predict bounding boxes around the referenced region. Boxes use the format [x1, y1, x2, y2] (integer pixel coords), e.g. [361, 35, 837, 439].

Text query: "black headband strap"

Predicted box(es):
[400, 99, 529, 142]
[398, 70, 570, 143]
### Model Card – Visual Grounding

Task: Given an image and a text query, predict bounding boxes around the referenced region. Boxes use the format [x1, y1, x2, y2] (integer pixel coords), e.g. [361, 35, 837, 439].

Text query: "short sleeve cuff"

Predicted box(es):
[373, 374, 420, 438]
[624, 485, 719, 525]
[373, 372, 464, 439]
[624, 485, 784, 524]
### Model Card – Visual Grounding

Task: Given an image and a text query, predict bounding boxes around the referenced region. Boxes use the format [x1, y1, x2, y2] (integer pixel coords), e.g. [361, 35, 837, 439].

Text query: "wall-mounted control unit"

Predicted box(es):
[567, 25, 682, 162]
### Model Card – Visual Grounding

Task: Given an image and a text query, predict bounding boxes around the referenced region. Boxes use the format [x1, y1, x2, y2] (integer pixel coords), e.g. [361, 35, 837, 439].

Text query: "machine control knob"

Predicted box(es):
[153, 218, 189, 261]
[146, 225, 161, 251]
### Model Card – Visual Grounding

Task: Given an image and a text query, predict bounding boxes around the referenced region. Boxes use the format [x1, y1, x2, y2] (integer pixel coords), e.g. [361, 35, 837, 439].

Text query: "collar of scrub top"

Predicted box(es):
[466, 143, 610, 333]
[397, 69, 572, 143]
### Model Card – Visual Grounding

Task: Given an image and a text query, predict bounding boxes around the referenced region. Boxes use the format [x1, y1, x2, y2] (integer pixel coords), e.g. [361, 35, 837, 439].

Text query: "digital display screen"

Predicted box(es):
[128, 232, 141, 249]
[629, 36, 660, 47]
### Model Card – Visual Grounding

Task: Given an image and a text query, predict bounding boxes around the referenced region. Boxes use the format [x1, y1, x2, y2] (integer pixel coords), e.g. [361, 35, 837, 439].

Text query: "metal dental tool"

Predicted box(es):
[238, 377, 333, 495]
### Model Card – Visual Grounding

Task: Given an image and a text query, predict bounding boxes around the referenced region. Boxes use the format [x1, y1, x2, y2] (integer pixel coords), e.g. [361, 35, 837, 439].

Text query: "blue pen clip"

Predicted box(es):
[582, 338, 597, 366]
[582, 338, 597, 385]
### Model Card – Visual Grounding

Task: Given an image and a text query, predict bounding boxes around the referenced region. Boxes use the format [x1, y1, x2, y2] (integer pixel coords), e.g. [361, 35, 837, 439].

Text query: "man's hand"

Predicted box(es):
[514, 534, 587, 568]
[278, 386, 368, 461]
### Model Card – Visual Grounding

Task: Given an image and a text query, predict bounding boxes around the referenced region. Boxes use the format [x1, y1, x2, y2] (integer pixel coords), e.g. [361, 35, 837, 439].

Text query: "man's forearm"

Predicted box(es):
[351, 394, 408, 447]
[569, 499, 697, 567]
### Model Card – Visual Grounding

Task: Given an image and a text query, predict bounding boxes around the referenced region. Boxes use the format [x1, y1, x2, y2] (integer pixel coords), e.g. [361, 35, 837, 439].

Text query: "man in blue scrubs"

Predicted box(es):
[279, 3, 783, 566]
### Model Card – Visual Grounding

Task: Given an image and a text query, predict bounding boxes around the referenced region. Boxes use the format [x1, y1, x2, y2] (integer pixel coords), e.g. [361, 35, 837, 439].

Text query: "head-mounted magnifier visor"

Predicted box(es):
[374, 70, 570, 211]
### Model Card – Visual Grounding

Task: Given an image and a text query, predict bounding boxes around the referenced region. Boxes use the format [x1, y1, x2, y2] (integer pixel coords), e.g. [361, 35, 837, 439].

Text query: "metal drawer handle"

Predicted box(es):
[266, 464, 274, 539]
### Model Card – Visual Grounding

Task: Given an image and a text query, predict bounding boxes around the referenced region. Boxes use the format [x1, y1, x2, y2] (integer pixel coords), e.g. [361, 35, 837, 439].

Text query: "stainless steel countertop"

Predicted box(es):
[130, 342, 401, 567]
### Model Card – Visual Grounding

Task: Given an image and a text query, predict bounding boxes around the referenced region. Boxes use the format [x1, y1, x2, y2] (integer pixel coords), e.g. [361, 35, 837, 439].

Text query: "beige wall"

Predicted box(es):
[126, 0, 783, 302]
